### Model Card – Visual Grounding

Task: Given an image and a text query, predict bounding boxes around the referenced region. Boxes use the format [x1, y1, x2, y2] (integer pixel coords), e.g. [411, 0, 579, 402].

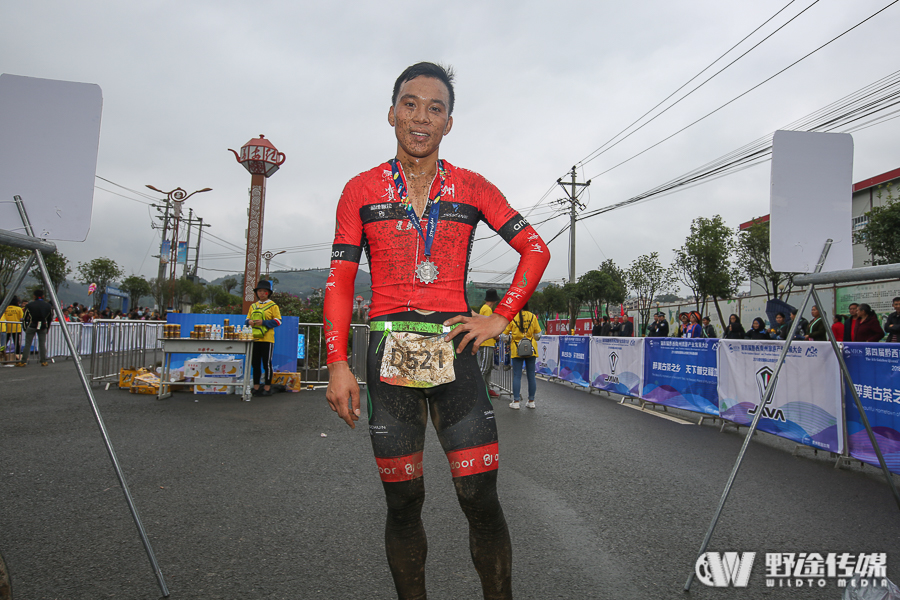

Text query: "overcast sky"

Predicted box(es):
[3, 0, 900, 294]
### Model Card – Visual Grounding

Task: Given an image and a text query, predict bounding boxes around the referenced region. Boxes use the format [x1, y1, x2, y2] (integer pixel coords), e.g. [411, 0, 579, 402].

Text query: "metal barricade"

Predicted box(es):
[490, 337, 514, 396]
[89, 320, 166, 384]
[297, 322, 369, 386]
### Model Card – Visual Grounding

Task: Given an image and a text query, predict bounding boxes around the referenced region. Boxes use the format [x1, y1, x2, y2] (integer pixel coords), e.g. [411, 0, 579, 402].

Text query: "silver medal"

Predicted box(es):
[415, 260, 439, 284]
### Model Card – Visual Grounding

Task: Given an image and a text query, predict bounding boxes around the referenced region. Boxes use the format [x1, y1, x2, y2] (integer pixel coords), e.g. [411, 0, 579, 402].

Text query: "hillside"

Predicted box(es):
[209, 269, 372, 300]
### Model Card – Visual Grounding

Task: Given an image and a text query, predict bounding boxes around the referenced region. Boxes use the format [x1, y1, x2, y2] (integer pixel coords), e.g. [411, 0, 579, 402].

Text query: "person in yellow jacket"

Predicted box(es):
[502, 302, 542, 410]
[477, 289, 501, 397]
[2, 296, 24, 361]
[245, 280, 282, 396]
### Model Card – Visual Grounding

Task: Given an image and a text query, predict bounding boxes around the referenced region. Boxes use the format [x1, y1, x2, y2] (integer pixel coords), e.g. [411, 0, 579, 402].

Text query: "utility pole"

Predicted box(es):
[193, 217, 209, 277]
[156, 201, 171, 285]
[556, 166, 591, 283]
[183, 208, 193, 279]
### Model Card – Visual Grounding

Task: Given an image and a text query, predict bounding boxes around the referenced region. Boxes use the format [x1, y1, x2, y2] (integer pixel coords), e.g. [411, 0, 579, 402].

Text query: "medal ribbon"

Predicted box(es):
[390, 159, 446, 257]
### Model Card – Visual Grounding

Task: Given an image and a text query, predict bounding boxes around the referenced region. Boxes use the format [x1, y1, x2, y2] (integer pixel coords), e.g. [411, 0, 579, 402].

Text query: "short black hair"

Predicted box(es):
[893, 296, 900, 303]
[34, 289, 44, 299]
[776, 312, 785, 319]
[393, 62, 456, 116]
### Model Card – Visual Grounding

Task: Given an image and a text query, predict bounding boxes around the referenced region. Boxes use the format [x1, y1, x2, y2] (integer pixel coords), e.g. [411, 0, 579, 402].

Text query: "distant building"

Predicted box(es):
[851, 167, 900, 267]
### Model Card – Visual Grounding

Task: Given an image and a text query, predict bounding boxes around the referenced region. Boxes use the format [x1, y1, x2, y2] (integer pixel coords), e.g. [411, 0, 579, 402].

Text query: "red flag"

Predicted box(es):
[620, 304, 625, 316]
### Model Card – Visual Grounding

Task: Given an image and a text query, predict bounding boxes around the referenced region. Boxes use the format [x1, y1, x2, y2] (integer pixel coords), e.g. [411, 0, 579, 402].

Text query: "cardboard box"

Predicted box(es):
[130, 373, 160, 395]
[120, 367, 148, 389]
[272, 372, 302, 392]
[194, 377, 237, 395]
[184, 357, 244, 379]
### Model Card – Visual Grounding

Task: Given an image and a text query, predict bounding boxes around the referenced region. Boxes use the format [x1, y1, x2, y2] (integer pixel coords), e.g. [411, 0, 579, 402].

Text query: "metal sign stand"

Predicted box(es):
[2, 196, 169, 598]
[683, 240, 900, 592]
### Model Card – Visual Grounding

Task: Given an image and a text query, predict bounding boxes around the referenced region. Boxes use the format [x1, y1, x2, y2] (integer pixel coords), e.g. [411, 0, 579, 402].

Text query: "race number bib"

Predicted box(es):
[380, 331, 455, 388]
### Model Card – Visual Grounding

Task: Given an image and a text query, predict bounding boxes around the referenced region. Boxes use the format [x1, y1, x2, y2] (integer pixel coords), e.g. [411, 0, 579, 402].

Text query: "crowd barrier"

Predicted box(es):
[89, 320, 166, 384]
[535, 335, 900, 475]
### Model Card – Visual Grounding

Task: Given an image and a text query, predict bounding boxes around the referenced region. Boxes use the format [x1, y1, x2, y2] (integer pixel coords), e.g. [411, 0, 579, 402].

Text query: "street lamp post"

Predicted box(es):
[262, 250, 286, 277]
[146, 185, 212, 310]
[229, 134, 285, 314]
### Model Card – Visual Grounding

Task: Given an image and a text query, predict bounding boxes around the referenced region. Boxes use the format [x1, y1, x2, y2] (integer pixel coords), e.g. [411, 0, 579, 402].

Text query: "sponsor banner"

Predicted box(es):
[642, 338, 719, 415]
[842, 343, 900, 474]
[590, 337, 643, 396]
[558, 335, 590, 386]
[536, 335, 559, 376]
[546, 318, 593, 335]
[717, 340, 842, 453]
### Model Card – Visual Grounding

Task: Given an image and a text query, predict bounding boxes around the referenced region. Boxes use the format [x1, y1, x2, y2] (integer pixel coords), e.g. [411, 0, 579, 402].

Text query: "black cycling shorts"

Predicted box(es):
[366, 311, 500, 483]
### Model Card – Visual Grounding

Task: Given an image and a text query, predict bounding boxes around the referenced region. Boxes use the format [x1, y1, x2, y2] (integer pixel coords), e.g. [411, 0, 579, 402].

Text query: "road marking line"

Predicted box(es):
[621, 402, 693, 425]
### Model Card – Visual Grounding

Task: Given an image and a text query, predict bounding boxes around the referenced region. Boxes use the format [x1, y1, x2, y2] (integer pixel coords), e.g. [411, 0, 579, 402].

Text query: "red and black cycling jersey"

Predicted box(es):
[324, 159, 550, 364]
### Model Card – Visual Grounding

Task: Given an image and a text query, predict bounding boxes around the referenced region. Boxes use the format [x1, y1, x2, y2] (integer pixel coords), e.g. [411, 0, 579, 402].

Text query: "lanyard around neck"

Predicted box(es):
[390, 159, 446, 257]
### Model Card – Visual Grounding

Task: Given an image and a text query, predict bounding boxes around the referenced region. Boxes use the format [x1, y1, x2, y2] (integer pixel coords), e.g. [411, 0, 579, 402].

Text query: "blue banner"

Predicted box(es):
[842, 343, 900, 474]
[642, 338, 719, 415]
[558, 336, 590, 387]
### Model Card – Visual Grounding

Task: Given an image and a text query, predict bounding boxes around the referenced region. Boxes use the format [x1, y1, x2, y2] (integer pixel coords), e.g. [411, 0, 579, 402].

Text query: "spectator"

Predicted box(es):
[656, 313, 670, 337]
[621, 317, 634, 338]
[674, 312, 689, 337]
[790, 309, 808, 340]
[609, 316, 622, 337]
[684, 311, 703, 338]
[16, 289, 53, 367]
[770, 312, 790, 340]
[884, 297, 900, 343]
[502, 302, 542, 409]
[81, 310, 94, 323]
[844, 303, 859, 342]
[745, 317, 769, 340]
[853, 303, 884, 342]
[591, 318, 603, 337]
[246, 280, 282, 396]
[806, 305, 827, 341]
[599, 316, 611, 337]
[831, 314, 845, 341]
[477, 289, 501, 398]
[2, 295, 24, 361]
[701, 316, 716, 339]
[724, 314, 745, 339]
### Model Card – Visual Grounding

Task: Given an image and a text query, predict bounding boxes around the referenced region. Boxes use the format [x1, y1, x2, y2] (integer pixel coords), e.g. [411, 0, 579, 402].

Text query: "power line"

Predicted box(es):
[577, 0, 812, 169]
[585, 0, 900, 182]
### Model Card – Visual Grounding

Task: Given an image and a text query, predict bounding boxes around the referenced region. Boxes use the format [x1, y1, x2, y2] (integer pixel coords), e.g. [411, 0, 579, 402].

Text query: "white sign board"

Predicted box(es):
[769, 130, 853, 273]
[0, 74, 103, 241]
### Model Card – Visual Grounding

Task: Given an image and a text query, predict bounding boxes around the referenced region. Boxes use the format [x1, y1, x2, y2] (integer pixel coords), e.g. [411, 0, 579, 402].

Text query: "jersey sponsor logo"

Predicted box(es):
[496, 213, 530, 243]
[331, 243, 362, 263]
[375, 452, 424, 482]
[446, 442, 500, 478]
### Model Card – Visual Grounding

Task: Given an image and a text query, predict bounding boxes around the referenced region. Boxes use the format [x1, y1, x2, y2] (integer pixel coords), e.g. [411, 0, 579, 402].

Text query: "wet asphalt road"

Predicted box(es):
[2, 360, 899, 600]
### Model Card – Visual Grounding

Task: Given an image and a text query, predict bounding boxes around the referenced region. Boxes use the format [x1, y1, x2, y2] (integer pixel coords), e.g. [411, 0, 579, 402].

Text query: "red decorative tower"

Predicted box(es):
[229, 135, 285, 314]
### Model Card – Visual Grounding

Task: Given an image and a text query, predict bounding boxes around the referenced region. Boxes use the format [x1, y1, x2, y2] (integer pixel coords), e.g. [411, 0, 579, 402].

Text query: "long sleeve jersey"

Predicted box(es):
[324, 160, 550, 364]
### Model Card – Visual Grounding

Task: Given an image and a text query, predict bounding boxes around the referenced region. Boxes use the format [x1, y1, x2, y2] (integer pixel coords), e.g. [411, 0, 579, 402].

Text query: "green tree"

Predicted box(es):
[30, 251, 71, 293]
[221, 277, 238, 294]
[120, 275, 152, 309]
[577, 266, 627, 326]
[75, 257, 124, 308]
[560, 281, 583, 330]
[625, 252, 676, 335]
[656, 293, 680, 304]
[597, 259, 627, 317]
[672, 215, 741, 329]
[0, 244, 31, 298]
[175, 277, 206, 311]
[149, 277, 172, 311]
[856, 183, 900, 265]
[530, 284, 567, 326]
[735, 220, 794, 301]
